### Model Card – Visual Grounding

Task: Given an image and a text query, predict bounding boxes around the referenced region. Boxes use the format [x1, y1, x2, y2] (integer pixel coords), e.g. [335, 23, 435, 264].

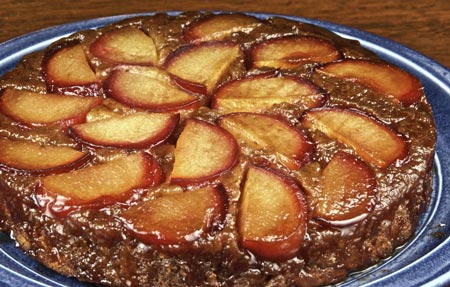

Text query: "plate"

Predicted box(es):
[0, 12, 449, 287]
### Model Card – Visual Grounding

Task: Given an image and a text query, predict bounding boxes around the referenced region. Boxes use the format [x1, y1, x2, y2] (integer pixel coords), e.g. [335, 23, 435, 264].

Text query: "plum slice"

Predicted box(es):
[251, 35, 341, 69]
[70, 112, 179, 149]
[184, 13, 261, 43]
[120, 185, 227, 245]
[0, 87, 101, 129]
[0, 138, 89, 174]
[104, 65, 200, 112]
[238, 165, 307, 261]
[314, 152, 376, 226]
[302, 108, 407, 169]
[212, 74, 325, 114]
[43, 43, 99, 96]
[218, 112, 313, 170]
[316, 59, 423, 105]
[90, 26, 158, 65]
[165, 41, 241, 94]
[170, 119, 238, 186]
[36, 152, 162, 217]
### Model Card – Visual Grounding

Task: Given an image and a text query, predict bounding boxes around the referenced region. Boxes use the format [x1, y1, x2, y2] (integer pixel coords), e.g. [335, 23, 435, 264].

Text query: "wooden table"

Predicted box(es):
[1, 0, 449, 68]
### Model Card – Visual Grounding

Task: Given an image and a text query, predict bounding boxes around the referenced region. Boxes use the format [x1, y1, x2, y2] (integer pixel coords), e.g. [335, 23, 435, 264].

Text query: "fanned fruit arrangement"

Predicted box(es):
[0, 12, 436, 287]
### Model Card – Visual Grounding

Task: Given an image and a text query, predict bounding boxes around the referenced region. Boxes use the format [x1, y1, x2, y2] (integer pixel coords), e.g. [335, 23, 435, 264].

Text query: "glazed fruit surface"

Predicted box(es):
[0, 12, 436, 287]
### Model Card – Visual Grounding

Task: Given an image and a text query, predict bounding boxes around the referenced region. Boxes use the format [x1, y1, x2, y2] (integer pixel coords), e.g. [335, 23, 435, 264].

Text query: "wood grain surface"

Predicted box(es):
[0, 0, 449, 68]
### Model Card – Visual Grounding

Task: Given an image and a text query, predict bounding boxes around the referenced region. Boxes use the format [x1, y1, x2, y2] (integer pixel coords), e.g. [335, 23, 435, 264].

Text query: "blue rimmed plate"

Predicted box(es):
[0, 12, 449, 287]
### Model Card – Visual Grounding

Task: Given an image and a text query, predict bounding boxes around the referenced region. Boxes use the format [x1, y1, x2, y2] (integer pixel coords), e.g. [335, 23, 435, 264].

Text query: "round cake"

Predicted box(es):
[0, 12, 436, 286]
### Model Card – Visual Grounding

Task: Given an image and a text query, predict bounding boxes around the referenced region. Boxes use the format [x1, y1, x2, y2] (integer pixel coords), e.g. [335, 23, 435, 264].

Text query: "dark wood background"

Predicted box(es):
[1, 0, 449, 68]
